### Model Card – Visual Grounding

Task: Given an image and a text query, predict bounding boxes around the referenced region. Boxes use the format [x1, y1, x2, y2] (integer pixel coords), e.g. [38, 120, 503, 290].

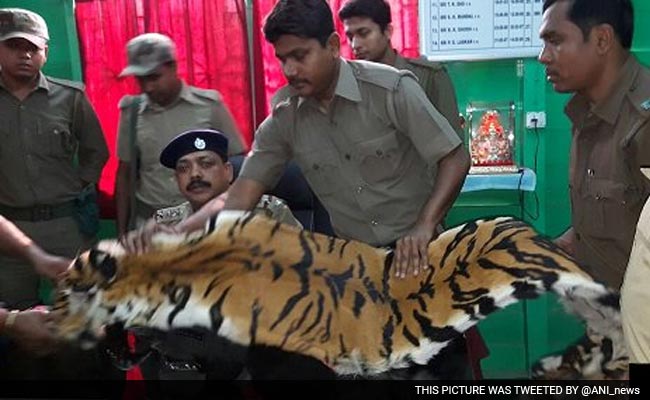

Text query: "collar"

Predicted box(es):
[566, 55, 640, 126]
[296, 58, 362, 109]
[141, 81, 196, 112]
[0, 71, 49, 94]
[392, 53, 408, 70]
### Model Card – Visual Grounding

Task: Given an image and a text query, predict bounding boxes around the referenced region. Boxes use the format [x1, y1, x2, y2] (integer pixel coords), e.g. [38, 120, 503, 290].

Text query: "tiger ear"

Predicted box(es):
[88, 248, 117, 284]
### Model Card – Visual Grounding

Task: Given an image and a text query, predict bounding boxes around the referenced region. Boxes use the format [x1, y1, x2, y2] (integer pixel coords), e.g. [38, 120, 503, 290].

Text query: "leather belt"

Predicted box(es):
[0, 201, 76, 222]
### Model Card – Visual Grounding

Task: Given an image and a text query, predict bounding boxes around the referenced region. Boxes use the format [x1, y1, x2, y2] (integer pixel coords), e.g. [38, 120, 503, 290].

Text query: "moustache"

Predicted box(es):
[289, 79, 309, 87]
[186, 180, 211, 191]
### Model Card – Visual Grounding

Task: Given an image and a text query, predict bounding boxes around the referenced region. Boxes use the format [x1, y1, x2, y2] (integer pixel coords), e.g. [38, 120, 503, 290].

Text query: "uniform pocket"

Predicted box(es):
[582, 178, 644, 240]
[299, 149, 343, 197]
[355, 132, 401, 184]
[42, 121, 76, 158]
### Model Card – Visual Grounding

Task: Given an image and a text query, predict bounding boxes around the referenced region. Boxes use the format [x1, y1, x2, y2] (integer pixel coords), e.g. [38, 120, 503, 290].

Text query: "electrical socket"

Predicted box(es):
[526, 111, 546, 129]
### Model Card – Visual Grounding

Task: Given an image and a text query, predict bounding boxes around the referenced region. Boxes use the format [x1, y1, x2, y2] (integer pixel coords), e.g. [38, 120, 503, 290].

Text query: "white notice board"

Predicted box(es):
[419, 0, 544, 61]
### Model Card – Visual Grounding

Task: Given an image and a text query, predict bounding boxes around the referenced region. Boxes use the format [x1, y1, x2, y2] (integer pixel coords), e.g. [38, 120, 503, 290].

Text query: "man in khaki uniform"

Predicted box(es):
[0, 8, 108, 309]
[115, 33, 245, 237]
[338, 0, 463, 138]
[131, 129, 300, 383]
[0, 8, 120, 382]
[177, 0, 470, 380]
[539, 0, 650, 290]
[338, 0, 486, 377]
[622, 167, 650, 363]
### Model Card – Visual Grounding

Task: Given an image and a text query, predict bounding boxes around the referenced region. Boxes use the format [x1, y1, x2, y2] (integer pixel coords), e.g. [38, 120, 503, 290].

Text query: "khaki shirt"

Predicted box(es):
[566, 55, 650, 289]
[0, 73, 108, 207]
[240, 59, 461, 246]
[394, 55, 463, 139]
[621, 168, 650, 363]
[116, 83, 245, 209]
[155, 194, 302, 228]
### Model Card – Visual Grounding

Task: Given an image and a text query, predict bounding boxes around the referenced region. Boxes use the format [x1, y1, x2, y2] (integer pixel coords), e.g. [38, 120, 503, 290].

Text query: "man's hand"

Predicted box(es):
[5, 309, 60, 356]
[27, 248, 71, 281]
[393, 220, 437, 279]
[120, 218, 179, 254]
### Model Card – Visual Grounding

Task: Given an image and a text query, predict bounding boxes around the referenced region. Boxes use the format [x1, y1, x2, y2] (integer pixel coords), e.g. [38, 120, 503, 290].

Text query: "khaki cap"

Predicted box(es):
[119, 33, 176, 77]
[0, 8, 49, 49]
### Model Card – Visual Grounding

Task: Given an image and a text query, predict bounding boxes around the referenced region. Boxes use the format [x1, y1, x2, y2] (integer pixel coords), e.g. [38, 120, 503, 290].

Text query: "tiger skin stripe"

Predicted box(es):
[53, 213, 624, 376]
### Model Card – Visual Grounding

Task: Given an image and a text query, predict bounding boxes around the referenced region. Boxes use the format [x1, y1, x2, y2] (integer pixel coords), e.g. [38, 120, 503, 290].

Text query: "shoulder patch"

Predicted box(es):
[191, 87, 221, 102]
[154, 202, 192, 225]
[349, 60, 416, 91]
[46, 76, 85, 91]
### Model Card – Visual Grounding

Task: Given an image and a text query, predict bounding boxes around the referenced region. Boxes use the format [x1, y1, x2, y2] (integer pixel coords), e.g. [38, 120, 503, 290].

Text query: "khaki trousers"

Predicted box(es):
[0, 216, 92, 309]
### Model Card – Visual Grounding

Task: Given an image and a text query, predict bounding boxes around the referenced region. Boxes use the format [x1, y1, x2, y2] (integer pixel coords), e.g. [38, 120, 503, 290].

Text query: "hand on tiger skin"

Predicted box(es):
[393, 221, 437, 279]
[120, 219, 179, 254]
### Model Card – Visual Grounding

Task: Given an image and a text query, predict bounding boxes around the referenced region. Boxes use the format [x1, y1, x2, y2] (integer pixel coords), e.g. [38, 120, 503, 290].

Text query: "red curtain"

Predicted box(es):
[253, 0, 420, 118]
[75, 0, 252, 218]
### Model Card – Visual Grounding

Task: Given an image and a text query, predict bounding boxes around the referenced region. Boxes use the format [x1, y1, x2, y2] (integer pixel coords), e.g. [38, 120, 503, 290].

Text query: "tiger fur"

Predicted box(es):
[52, 212, 626, 377]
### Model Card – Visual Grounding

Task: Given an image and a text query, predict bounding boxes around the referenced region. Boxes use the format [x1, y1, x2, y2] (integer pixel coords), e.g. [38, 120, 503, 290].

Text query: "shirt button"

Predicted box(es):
[370, 220, 378, 226]
[595, 194, 602, 200]
[356, 186, 363, 194]
[587, 168, 595, 176]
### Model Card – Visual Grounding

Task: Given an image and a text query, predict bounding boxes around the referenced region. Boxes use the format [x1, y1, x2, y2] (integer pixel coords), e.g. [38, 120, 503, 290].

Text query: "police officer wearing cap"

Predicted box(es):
[157, 128, 233, 224]
[115, 33, 245, 237]
[130, 129, 297, 384]
[0, 8, 108, 310]
[156, 129, 300, 227]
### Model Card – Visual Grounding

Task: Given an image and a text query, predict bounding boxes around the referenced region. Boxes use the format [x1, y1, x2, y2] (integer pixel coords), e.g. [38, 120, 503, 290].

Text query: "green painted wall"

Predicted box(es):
[443, 0, 650, 378]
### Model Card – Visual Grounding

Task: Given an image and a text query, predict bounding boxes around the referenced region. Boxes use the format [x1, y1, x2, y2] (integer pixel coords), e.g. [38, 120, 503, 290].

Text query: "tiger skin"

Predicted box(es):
[52, 211, 627, 377]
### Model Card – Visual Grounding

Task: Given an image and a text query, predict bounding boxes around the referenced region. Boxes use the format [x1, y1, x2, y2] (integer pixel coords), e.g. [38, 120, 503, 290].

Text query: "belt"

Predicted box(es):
[0, 201, 76, 222]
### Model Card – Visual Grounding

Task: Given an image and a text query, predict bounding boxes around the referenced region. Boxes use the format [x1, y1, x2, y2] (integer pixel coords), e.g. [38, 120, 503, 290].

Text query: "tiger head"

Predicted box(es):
[53, 239, 125, 349]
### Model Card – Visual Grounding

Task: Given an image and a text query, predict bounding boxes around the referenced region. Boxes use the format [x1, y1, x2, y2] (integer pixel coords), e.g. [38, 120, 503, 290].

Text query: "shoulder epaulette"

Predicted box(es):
[404, 57, 445, 72]
[46, 76, 85, 91]
[348, 60, 416, 91]
[190, 87, 221, 102]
